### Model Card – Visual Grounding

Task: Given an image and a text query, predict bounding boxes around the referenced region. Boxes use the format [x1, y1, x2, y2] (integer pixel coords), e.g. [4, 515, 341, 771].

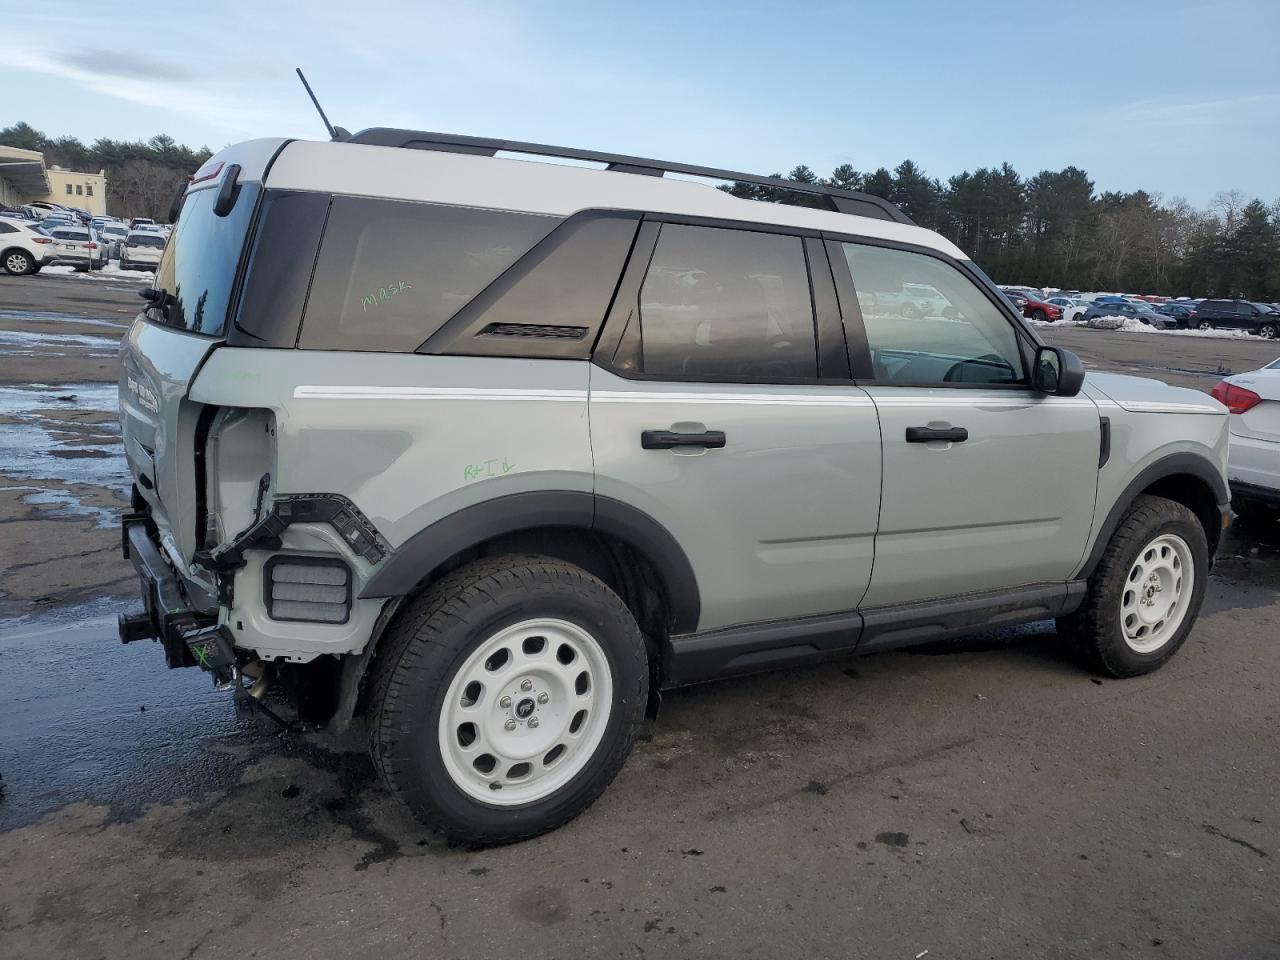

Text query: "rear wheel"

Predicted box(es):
[367, 556, 648, 845]
[2, 249, 33, 275]
[1058, 495, 1208, 678]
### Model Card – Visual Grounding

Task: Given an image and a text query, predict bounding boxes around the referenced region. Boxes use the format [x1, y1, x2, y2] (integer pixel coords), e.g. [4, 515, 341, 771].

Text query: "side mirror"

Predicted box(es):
[1033, 346, 1085, 396]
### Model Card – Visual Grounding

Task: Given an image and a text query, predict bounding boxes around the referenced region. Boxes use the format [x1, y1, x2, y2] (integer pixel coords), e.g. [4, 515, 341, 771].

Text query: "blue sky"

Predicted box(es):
[4, 0, 1278, 207]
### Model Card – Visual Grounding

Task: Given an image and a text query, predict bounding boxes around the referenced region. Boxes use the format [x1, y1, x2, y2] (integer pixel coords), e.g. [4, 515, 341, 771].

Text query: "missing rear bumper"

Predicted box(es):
[119, 514, 220, 669]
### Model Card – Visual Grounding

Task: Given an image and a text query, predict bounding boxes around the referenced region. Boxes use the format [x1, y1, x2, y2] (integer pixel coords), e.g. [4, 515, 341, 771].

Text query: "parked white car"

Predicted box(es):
[99, 224, 130, 260]
[1046, 296, 1089, 322]
[119, 230, 165, 271]
[1214, 360, 1280, 524]
[0, 218, 52, 274]
[42, 224, 106, 271]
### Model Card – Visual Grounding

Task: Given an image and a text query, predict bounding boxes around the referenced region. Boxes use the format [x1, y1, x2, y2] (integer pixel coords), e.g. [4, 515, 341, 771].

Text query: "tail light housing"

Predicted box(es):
[33, 237, 51, 244]
[86, 242, 97, 250]
[1211, 381, 1261, 414]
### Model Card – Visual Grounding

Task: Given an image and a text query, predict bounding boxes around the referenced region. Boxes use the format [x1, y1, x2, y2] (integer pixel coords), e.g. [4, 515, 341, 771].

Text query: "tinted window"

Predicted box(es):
[130, 234, 165, 247]
[0, 222, 13, 234]
[300, 198, 559, 352]
[151, 182, 260, 336]
[637, 224, 816, 380]
[841, 243, 1023, 385]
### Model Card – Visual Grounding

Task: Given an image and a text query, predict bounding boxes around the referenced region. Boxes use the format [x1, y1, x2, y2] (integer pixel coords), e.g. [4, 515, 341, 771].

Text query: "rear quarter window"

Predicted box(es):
[298, 197, 560, 352]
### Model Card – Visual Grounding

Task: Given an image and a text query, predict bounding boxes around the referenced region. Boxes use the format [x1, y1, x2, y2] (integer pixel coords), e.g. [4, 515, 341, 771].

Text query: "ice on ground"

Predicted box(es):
[0, 309, 130, 330]
[0, 330, 119, 351]
[0, 383, 128, 520]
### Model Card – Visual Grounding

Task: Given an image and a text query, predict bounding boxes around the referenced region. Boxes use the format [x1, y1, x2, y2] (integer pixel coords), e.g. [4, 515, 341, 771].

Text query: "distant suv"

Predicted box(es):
[1192, 300, 1279, 338]
[118, 132, 1231, 844]
[119, 230, 165, 271]
[0, 218, 51, 275]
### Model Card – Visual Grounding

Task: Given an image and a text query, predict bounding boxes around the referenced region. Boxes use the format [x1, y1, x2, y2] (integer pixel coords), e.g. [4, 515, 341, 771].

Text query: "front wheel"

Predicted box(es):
[1031, 308, 1048, 322]
[1258, 322, 1278, 340]
[367, 556, 648, 845]
[1058, 495, 1208, 677]
[1198, 320, 1214, 331]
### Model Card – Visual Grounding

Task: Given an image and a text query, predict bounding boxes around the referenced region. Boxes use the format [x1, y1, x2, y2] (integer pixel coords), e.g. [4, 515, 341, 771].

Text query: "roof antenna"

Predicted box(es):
[295, 68, 349, 140]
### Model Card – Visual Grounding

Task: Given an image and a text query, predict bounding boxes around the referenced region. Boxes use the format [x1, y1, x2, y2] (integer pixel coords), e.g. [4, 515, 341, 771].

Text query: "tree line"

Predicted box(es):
[728, 161, 1280, 301]
[4, 121, 1275, 298]
[1, 122, 211, 222]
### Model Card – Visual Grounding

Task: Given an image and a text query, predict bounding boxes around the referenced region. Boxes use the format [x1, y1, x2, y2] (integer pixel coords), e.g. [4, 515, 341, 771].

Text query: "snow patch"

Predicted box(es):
[40, 263, 150, 282]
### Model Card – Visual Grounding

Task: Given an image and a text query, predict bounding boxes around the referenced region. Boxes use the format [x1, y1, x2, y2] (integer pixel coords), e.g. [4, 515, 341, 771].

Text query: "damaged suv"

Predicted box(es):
[118, 131, 1230, 844]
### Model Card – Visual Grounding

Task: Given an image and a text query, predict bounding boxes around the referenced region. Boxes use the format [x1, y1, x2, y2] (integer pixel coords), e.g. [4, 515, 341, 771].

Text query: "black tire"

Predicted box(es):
[1258, 322, 1278, 340]
[1198, 320, 1214, 331]
[1057, 495, 1208, 678]
[1031, 308, 1047, 322]
[367, 555, 648, 845]
[901, 301, 921, 321]
[2, 248, 34, 275]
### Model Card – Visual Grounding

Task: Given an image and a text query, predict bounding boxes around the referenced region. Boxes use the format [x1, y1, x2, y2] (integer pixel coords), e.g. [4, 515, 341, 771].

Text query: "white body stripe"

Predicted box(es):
[294, 385, 584, 402]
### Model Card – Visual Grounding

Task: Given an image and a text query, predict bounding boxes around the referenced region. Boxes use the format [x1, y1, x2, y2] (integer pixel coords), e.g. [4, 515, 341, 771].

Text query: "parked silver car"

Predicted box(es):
[118, 132, 1230, 845]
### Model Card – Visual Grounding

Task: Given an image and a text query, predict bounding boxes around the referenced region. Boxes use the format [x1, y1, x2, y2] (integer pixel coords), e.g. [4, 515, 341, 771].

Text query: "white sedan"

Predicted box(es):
[1213, 360, 1280, 525]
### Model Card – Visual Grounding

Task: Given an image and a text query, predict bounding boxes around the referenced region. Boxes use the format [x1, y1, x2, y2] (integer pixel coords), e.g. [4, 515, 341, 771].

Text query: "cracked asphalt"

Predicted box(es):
[1, 275, 1278, 960]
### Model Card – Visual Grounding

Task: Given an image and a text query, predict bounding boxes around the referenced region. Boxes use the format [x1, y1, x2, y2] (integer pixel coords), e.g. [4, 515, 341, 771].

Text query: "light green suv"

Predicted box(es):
[117, 131, 1230, 844]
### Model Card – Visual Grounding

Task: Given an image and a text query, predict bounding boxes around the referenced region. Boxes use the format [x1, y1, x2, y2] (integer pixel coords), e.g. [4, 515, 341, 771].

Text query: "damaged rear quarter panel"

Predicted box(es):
[188, 348, 594, 553]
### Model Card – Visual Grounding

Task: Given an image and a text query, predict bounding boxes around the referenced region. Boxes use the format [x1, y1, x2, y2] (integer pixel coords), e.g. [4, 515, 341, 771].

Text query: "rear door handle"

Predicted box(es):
[905, 426, 968, 443]
[641, 429, 727, 450]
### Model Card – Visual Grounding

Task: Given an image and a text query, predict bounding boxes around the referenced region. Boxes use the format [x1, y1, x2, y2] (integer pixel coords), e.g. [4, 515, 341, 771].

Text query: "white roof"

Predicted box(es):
[215, 137, 968, 260]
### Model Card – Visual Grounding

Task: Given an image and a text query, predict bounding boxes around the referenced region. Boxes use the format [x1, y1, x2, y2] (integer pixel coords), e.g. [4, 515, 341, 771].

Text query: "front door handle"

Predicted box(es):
[905, 426, 968, 443]
[642, 429, 727, 450]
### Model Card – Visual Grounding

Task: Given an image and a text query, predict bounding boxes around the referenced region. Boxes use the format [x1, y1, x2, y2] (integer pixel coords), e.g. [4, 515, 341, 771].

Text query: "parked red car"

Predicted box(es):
[1020, 295, 1063, 322]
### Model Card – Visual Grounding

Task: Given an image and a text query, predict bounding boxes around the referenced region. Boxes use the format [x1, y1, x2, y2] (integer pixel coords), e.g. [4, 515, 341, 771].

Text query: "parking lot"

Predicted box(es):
[1, 272, 1278, 960]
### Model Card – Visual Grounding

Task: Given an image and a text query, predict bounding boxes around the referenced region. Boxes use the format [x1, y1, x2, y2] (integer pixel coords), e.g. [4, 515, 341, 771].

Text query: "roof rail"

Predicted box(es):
[344, 128, 915, 226]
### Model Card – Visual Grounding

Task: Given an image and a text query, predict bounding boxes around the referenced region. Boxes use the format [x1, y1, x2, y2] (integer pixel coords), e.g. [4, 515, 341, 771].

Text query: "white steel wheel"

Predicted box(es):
[1119, 534, 1194, 653]
[438, 617, 613, 806]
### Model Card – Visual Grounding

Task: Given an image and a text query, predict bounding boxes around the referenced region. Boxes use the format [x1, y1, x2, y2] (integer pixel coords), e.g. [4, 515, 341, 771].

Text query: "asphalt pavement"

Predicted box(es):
[1, 276, 1278, 960]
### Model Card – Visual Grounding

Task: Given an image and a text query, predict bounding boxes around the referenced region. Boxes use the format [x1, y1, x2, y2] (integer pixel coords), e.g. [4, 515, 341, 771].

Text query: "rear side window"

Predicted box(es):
[299, 198, 559, 352]
[840, 242, 1023, 385]
[637, 224, 817, 380]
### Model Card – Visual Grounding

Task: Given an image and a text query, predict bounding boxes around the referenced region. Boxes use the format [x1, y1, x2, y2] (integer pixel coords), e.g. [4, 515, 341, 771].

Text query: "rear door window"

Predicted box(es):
[299, 197, 559, 352]
[635, 224, 817, 380]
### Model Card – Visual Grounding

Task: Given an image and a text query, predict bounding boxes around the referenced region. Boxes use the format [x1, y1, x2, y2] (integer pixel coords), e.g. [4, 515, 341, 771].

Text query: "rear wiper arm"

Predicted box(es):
[138, 286, 175, 317]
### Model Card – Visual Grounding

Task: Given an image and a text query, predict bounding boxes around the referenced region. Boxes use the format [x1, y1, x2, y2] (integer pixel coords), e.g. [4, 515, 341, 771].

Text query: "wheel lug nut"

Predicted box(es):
[537, 692, 549, 704]
[520, 679, 533, 692]
[528, 717, 539, 729]
[499, 696, 512, 708]
[504, 719, 517, 731]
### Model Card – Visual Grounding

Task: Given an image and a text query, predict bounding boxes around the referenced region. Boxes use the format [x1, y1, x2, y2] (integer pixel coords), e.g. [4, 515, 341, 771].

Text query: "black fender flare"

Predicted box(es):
[358, 490, 701, 633]
[1076, 452, 1229, 580]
